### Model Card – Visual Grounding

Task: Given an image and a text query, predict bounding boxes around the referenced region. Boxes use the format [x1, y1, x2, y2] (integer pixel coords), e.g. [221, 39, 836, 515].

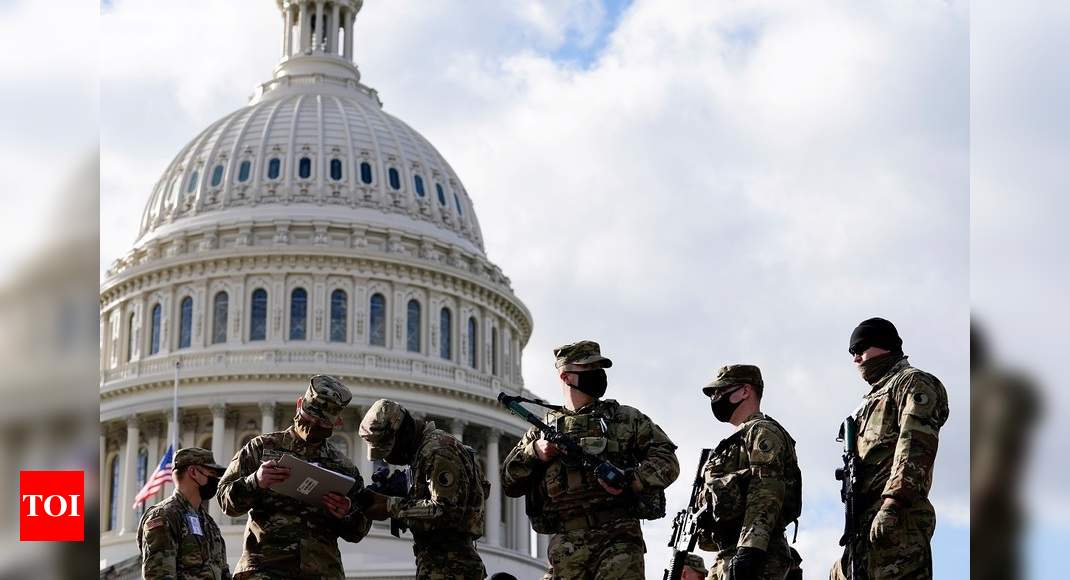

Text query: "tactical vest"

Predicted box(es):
[700, 415, 802, 549]
[527, 400, 663, 533]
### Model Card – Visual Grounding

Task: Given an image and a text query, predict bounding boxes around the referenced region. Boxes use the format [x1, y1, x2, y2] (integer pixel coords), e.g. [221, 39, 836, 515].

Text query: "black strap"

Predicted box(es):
[501, 394, 564, 412]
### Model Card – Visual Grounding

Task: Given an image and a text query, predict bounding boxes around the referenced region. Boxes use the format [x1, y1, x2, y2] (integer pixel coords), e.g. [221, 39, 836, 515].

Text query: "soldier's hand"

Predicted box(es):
[869, 501, 900, 545]
[254, 460, 291, 489]
[322, 492, 352, 518]
[534, 439, 559, 462]
[354, 488, 391, 520]
[727, 546, 766, 580]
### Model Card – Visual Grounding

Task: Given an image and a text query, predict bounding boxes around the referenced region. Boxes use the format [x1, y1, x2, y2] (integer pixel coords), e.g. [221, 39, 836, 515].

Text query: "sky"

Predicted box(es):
[95, 1, 974, 578]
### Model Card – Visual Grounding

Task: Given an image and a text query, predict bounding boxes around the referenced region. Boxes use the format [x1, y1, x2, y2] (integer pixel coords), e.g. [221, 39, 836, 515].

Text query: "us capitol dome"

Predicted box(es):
[99, 1, 543, 577]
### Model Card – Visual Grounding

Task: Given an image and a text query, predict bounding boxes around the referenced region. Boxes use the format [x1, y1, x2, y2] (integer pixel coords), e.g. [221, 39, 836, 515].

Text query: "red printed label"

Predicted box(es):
[20, 471, 84, 542]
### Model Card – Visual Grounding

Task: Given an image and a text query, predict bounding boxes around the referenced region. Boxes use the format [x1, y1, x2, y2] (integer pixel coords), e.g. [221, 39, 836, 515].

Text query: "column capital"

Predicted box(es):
[210, 403, 227, 419]
[125, 415, 143, 430]
[259, 400, 276, 414]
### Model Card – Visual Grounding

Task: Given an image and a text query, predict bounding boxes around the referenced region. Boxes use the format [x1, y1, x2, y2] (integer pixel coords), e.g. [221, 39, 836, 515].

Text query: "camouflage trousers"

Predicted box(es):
[829, 499, 936, 580]
[542, 519, 646, 580]
[706, 535, 796, 580]
[413, 543, 486, 580]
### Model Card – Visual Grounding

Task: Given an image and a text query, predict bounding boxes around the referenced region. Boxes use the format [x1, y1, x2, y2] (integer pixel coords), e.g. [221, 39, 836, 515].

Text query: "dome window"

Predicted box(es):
[267, 158, 281, 180]
[149, 304, 162, 355]
[414, 175, 425, 197]
[290, 288, 308, 340]
[212, 291, 228, 344]
[436, 183, 447, 206]
[439, 307, 452, 360]
[186, 171, 200, 193]
[298, 157, 312, 180]
[330, 289, 347, 342]
[360, 161, 374, 184]
[467, 317, 478, 369]
[330, 159, 343, 181]
[250, 289, 268, 341]
[210, 165, 225, 187]
[237, 160, 252, 183]
[178, 296, 193, 349]
[406, 299, 422, 353]
[388, 167, 401, 191]
[369, 293, 387, 347]
[454, 193, 464, 216]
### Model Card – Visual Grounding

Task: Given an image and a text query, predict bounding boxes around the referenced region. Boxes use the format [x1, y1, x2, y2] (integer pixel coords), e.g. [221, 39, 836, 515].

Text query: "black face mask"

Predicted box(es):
[571, 369, 608, 398]
[199, 476, 220, 501]
[710, 387, 745, 422]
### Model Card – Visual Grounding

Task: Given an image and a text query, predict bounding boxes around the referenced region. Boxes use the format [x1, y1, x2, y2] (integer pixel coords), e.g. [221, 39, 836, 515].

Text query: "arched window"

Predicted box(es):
[149, 303, 162, 355]
[210, 164, 225, 187]
[330, 159, 343, 181]
[439, 307, 452, 360]
[250, 289, 268, 341]
[107, 455, 120, 531]
[454, 192, 464, 215]
[298, 157, 312, 179]
[186, 170, 199, 193]
[360, 161, 373, 184]
[330, 289, 347, 342]
[467, 317, 478, 369]
[436, 183, 447, 206]
[369, 293, 386, 347]
[413, 175, 425, 197]
[290, 288, 308, 340]
[237, 160, 252, 182]
[388, 167, 401, 190]
[406, 299, 421, 353]
[178, 296, 193, 349]
[491, 327, 499, 376]
[126, 312, 135, 362]
[267, 158, 281, 180]
[212, 291, 228, 344]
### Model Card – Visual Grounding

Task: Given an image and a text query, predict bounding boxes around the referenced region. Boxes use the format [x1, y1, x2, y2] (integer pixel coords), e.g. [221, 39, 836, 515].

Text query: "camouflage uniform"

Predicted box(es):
[698, 365, 802, 580]
[359, 399, 489, 580]
[502, 341, 680, 580]
[830, 356, 950, 580]
[137, 447, 231, 580]
[217, 376, 371, 580]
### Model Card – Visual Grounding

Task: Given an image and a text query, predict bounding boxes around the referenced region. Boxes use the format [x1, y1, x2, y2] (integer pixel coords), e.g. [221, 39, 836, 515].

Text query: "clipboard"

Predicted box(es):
[269, 453, 356, 505]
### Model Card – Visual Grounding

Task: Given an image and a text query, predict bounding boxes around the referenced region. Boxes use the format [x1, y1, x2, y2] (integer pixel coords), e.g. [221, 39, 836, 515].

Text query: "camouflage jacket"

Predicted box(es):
[502, 399, 679, 531]
[388, 422, 488, 546]
[137, 490, 231, 580]
[855, 357, 950, 504]
[216, 427, 371, 579]
[698, 412, 801, 553]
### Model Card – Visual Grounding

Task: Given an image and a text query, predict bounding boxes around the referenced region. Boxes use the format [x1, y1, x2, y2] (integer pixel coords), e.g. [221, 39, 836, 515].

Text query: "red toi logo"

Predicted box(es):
[20, 471, 84, 542]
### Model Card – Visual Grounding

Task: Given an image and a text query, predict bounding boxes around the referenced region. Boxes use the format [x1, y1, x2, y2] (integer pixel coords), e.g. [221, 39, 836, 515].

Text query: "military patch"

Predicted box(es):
[437, 471, 455, 487]
[146, 517, 166, 531]
[912, 392, 930, 406]
[758, 438, 773, 453]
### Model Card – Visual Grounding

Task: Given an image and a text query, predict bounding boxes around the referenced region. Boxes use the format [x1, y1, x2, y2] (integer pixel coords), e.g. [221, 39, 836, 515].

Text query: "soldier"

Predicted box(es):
[830, 318, 950, 580]
[137, 447, 231, 580]
[697, 364, 802, 580]
[681, 554, 708, 580]
[357, 399, 489, 579]
[502, 340, 680, 580]
[217, 375, 371, 579]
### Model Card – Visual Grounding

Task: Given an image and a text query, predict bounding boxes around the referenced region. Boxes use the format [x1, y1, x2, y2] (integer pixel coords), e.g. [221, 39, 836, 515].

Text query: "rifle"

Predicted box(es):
[834, 416, 866, 579]
[663, 447, 712, 580]
[497, 392, 631, 491]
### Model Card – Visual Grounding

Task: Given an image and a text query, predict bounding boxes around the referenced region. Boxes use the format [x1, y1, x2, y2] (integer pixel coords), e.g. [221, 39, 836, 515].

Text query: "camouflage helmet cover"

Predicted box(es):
[173, 447, 227, 475]
[683, 553, 707, 574]
[299, 374, 352, 424]
[358, 399, 408, 460]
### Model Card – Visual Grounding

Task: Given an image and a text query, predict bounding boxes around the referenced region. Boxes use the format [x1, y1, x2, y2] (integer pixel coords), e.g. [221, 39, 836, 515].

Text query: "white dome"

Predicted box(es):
[138, 61, 484, 255]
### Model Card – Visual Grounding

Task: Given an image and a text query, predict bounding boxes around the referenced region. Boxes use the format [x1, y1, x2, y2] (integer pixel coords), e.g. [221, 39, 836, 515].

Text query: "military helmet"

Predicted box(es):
[683, 553, 707, 574]
[299, 375, 352, 425]
[702, 364, 763, 396]
[359, 399, 409, 460]
[553, 340, 613, 372]
[173, 447, 227, 475]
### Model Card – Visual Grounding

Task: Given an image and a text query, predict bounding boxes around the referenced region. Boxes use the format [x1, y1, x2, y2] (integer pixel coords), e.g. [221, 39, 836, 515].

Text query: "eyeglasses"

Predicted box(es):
[709, 384, 746, 402]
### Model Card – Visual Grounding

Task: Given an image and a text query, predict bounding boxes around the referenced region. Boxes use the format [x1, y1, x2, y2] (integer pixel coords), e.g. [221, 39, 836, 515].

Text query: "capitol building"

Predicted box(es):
[99, 1, 545, 577]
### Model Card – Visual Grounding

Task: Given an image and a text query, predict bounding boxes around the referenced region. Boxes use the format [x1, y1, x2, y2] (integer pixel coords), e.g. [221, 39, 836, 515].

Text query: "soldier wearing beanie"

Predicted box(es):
[501, 340, 680, 580]
[831, 318, 950, 580]
[358, 399, 489, 579]
[697, 365, 803, 580]
[216, 375, 371, 579]
[138, 447, 230, 579]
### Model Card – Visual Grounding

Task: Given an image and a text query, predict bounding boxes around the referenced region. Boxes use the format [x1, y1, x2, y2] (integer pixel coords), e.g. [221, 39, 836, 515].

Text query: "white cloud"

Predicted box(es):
[101, 1, 970, 577]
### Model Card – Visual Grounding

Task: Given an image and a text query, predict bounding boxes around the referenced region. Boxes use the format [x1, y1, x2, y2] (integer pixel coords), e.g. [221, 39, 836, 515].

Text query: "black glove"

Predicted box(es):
[368, 467, 409, 497]
[728, 547, 766, 580]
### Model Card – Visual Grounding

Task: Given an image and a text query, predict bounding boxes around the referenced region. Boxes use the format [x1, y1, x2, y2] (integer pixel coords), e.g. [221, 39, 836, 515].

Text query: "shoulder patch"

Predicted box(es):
[436, 470, 455, 487]
[145, 517, 166, 531]
[912, 391, 930, 406]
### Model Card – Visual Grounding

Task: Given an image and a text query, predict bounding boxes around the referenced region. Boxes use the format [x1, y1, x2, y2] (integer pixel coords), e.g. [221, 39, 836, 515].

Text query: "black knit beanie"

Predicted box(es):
[849, 317, 903, 355]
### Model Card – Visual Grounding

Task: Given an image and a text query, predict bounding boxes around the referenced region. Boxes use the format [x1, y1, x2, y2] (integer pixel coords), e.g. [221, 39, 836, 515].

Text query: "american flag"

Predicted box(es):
[133, 445, 174, 508]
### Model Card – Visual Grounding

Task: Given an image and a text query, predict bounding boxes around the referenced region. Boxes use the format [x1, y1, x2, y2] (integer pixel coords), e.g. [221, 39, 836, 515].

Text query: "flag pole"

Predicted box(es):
[172, 358, 180, 453]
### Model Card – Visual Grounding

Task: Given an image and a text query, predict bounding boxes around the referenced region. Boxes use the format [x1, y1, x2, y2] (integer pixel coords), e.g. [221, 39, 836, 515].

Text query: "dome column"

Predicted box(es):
[282, 5, 293, 58]
[329, 2, 340, 54]
[343, 8, 354, 60]
[298, 1, 311, 54]
[118, 416, 141, 535]
[210, 404, 227, 521]
[260, 400, 276, 434]
[484, 428, 502, 546]
[314, 1, 325, 52]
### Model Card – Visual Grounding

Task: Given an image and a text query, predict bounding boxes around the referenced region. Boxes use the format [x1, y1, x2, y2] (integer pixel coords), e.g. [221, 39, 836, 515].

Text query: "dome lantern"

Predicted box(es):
[272, 0, 365, 88]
